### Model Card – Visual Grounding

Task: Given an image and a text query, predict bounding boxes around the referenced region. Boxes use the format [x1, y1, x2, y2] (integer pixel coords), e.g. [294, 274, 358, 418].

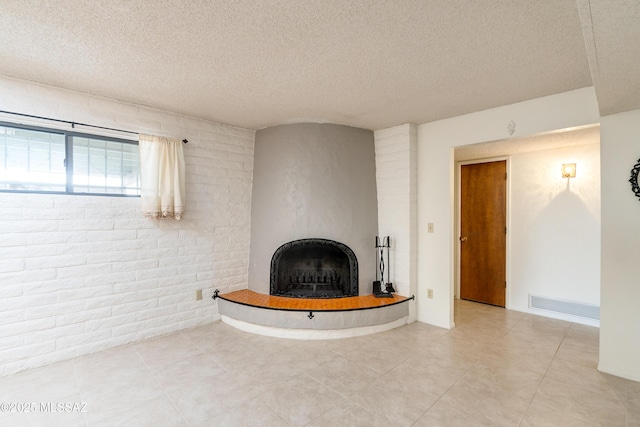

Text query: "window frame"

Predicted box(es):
[0, 121, 140, 197]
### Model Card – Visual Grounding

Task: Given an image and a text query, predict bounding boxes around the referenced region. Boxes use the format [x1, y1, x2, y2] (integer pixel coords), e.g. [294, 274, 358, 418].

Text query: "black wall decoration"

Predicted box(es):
[630, 159, 640, 200]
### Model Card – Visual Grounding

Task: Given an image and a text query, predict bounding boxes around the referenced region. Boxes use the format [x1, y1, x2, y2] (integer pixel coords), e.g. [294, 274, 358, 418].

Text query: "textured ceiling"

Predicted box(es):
[577, 0, 640, 117]
[0, 1, 633, 131]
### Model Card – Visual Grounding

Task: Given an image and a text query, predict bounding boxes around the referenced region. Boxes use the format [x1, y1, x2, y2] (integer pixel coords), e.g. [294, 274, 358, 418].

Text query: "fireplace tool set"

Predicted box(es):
[373, 236, 395, 298]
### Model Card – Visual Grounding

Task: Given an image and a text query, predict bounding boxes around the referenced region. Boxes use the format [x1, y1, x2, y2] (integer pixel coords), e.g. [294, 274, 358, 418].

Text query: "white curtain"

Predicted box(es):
[139, 134, 186, 220]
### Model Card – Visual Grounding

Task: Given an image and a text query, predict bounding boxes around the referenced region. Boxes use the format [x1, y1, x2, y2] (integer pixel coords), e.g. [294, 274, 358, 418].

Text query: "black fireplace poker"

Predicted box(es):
[374, 236, 395, 298]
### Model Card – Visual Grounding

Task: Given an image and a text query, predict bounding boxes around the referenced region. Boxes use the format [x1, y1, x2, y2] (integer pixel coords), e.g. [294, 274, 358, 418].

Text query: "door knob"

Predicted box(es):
[460, 236, 468, 242]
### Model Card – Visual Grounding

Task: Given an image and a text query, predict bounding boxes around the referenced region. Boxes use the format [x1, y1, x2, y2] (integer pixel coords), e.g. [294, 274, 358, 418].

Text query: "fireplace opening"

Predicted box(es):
[270, 238, 358, 298]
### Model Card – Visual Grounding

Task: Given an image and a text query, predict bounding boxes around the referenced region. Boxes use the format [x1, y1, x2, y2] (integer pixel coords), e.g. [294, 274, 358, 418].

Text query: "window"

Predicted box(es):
[0, 122, 140, 196]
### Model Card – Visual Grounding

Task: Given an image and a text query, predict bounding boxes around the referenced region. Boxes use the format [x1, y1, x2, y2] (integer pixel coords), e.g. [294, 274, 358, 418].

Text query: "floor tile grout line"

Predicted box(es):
[510, 312, 555, 427]
[417, 356, 495, 426]
[409, 302, 498, 426]
[450, 301, 552, 426]
[131, 342, 192, 427]
[70, 357, 89, 427]
[516, 319, 599, 427]
[407, 385, 460, 426]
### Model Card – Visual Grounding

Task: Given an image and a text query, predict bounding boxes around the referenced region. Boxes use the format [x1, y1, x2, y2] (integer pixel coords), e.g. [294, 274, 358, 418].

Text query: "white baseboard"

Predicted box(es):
[508, 305, 600, 327]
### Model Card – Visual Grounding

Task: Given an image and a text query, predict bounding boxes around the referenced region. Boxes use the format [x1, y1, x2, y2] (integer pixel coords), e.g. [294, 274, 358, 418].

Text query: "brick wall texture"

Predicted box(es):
[374, 124, 418, 301]
[0, 77, 254, 375]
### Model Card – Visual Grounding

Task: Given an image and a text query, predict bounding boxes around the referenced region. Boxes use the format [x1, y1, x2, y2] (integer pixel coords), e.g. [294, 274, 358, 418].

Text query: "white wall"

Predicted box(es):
[374, 124, 417, 321]
[416, 87, 600, 328]
[0, 77, 254, 375]
[599, 109, 640, 382]
[509, 143, 600, 317]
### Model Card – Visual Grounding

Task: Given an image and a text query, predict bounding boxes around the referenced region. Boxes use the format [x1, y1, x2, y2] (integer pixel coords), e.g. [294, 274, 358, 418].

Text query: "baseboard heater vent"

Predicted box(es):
[529, 295, 600, 321]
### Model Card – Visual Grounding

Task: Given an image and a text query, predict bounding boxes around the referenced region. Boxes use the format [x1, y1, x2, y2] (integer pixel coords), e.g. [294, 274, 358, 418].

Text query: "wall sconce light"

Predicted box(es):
[562, 163, 576, 178]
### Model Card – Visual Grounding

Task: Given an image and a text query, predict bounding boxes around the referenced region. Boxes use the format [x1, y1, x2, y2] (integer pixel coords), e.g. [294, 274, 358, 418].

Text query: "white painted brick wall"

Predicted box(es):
[0, 76, 254, 375]
[374, 124, 417, 318]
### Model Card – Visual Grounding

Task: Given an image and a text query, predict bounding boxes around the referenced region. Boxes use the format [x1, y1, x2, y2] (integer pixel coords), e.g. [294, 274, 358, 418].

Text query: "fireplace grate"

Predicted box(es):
[270, 238, 358, 299]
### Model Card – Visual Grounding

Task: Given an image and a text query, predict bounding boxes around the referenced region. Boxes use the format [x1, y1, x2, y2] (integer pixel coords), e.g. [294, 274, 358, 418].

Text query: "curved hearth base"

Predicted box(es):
[216, 290, 413, 339]
[220, 314, 409, 339]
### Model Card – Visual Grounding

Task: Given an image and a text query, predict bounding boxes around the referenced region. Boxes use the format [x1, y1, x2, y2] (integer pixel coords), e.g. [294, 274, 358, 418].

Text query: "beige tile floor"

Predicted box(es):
[1, 299, 639, 426]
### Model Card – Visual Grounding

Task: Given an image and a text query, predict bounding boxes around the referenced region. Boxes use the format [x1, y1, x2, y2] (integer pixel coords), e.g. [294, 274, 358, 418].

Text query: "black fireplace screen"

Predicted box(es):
[270, 238, 358, 298]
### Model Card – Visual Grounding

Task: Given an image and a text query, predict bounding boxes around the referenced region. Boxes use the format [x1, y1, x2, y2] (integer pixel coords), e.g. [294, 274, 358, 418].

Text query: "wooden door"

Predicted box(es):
[460, 160, 506, 307]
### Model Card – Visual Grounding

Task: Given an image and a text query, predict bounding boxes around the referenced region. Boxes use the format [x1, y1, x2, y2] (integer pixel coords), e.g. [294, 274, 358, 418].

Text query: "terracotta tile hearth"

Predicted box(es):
[217, 289, 412, 312]
[216, 290, 414, 338]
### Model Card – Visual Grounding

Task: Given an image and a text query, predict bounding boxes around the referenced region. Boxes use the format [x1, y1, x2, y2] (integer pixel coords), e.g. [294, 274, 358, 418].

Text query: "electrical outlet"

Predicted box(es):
[427, 223, 434, 233]
[427, 289, 433, 299]
[196, 289, 203, 300]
